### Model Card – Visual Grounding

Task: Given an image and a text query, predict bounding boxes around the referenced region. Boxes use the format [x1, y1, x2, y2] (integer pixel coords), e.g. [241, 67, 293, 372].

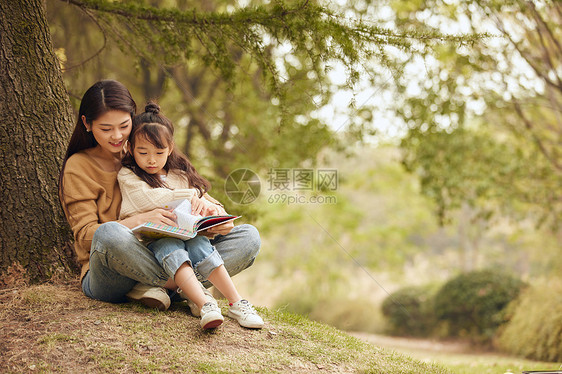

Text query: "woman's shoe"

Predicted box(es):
[126, 283, 171, 311]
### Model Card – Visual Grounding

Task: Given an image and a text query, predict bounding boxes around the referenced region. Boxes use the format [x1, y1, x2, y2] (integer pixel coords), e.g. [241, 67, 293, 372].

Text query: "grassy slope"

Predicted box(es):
[0, 283, 452, 374]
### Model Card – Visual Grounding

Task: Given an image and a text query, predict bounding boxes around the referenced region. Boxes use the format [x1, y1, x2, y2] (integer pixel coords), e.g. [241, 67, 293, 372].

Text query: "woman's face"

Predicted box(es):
[83, 110, 132, 156]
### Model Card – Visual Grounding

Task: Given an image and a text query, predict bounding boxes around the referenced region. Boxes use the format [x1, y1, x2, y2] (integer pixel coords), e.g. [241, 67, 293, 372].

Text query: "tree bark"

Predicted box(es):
[0, 0, 76, 284]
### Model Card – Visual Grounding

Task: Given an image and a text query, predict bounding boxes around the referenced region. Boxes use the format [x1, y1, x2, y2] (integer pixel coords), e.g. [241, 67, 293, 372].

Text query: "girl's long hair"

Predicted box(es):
[121, 102, 211, 196]
[59, 80, 136, 201]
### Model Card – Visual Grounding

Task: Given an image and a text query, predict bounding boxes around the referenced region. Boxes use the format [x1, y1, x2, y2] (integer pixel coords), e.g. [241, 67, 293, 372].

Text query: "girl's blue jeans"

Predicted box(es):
[81, 222, 260, 303]
[147, 235, 223, 282]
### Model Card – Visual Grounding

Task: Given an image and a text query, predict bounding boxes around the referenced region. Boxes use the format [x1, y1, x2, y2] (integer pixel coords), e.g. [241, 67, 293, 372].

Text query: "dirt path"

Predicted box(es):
[349, 332, 474, 355]
[348, 332, 562, 374]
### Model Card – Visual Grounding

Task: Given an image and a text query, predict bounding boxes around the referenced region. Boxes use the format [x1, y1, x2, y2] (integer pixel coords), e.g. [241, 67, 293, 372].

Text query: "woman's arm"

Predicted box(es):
[61, 168, 110, 257]
[64, 192, 103, 249]
[62, 158, 181, 244]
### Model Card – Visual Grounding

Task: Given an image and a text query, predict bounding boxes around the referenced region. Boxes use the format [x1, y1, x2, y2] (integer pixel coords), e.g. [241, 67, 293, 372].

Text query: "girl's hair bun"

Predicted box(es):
[145, 101, 160, 114]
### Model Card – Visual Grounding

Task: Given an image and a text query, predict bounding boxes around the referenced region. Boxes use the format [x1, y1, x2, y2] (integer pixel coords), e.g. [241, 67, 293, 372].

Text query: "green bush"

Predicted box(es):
[496, 278, 562, 362]
[433, 269, 525, 342]
[381, 286, 436, 337]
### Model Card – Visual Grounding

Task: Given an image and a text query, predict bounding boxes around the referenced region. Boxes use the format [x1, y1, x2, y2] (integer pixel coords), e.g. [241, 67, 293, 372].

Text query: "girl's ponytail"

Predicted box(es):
[144, 102, 160, 114]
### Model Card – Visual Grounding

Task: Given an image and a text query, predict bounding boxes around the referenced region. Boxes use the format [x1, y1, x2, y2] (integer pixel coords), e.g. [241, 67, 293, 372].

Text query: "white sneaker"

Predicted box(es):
[177, 283, 217, 317]
[200, 302, 224, 329]
[126, 283, 171, 311]
[227, 299, 264, 329]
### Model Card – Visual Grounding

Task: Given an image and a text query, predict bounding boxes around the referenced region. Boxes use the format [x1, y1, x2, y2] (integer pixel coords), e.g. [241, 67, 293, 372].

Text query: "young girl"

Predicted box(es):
[118, 102, 264, 329]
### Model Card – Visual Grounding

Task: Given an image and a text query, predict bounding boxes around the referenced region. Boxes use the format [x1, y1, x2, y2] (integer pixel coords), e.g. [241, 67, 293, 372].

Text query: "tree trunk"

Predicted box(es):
[0, 0, 76, 284]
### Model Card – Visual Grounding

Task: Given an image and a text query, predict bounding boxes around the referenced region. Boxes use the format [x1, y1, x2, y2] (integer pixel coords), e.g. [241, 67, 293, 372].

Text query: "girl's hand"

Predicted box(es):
[203, 201, 228, 217]
[200, 203, 232, 238]
[190, 195, 210, 216]
[203, 204, 222, 217]
[119, 208, 177, 229]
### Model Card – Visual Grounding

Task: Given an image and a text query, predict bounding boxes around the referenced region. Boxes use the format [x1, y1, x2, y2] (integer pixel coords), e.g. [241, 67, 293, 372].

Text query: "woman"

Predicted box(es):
[59, 79, 260, 310]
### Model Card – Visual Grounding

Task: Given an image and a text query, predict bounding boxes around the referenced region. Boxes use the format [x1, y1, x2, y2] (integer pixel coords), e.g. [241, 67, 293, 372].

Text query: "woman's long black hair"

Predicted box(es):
[59, 80, 136, 201]
[121, 101, 211, 197]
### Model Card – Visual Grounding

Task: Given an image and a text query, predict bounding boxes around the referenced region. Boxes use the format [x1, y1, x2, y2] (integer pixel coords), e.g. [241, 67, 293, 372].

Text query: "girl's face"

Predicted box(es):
[132, 135, 172, 175]
[83, 110, 132, 156]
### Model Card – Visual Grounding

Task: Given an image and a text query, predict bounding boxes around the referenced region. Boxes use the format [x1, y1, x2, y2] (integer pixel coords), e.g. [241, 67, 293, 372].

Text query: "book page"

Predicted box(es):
[173, 199, 203, 231]
[161, 199, 187, 210]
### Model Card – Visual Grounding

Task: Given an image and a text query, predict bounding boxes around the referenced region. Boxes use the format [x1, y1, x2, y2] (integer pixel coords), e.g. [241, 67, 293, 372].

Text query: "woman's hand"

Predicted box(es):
[206, 220, 234, 236]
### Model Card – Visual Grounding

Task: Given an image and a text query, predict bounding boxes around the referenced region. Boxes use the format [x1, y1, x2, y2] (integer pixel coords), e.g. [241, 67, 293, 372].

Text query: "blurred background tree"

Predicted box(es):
[391, 0, 562, 231]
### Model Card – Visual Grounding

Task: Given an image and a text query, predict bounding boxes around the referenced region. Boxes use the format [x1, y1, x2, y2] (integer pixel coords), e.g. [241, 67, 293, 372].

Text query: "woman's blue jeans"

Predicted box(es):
[81, 222, 260, 303]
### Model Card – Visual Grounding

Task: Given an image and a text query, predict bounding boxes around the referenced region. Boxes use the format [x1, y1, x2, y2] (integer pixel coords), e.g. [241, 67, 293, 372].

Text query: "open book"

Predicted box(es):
[132, 199, 240, 240]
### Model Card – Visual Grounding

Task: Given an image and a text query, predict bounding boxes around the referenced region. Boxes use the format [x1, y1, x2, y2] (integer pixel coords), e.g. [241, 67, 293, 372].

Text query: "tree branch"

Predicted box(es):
[527, 0, 562, 58]
[513, 101, 562, 171]
[167, 66, 212, 141]
[60, 8, 107, 71]
[527, 1, 562, 89]
[62, 0, 480, 43]
[494, 14, 562, 92]
[64, 0, 314, 27]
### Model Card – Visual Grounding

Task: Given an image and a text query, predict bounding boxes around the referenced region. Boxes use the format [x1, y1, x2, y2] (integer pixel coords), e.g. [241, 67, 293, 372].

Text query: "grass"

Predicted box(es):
[1, 282, 453, 373]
